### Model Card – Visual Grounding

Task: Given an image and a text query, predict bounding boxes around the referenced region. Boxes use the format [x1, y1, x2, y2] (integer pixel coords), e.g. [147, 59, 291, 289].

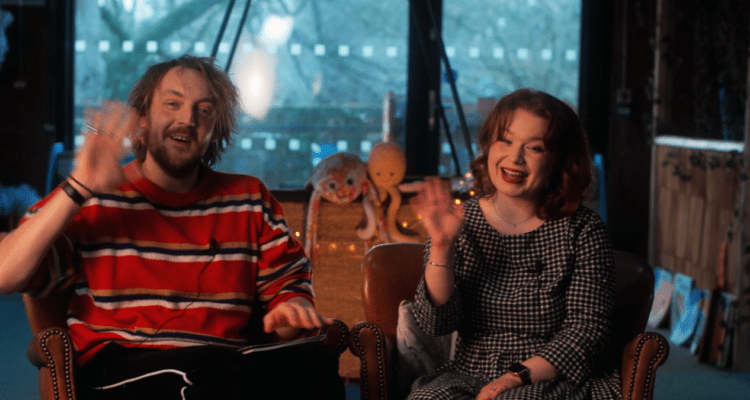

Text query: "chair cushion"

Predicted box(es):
[395, 300, 456, 397]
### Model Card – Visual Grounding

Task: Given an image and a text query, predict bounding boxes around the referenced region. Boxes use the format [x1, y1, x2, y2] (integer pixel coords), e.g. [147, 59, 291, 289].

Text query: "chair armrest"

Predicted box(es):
[349, 321, 394, 400]
[27, 327, 77, 400]
[265, 319, 349, 359]
[620, 331, 670, 400]
[319, 318, 350, 357]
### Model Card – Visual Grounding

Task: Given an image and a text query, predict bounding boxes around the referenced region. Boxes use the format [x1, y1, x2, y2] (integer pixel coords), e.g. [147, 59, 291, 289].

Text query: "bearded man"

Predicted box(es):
[0, 56, 342, 399]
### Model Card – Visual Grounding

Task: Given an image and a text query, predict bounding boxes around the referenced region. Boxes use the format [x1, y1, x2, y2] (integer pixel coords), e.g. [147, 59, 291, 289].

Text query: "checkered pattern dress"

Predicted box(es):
[408, 197, 622, 400]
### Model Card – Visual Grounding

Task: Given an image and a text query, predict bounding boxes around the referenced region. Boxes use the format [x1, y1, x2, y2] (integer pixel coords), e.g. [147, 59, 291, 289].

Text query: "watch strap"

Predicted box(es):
[507, 362, 532, 385]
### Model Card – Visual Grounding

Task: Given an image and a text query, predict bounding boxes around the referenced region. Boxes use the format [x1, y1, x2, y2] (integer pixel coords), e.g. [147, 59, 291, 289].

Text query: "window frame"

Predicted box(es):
[61, 0, 597, 182]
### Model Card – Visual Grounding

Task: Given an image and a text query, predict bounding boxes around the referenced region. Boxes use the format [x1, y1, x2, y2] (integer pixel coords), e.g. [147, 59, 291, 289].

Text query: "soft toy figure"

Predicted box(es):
[367, 142, 420, 243]
[305, 152, 378, 266]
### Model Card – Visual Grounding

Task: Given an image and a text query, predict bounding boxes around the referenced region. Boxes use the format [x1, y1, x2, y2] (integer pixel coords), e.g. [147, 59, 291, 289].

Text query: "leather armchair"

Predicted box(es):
[349, 243, 670, 400]
[22, 288, 350, 400]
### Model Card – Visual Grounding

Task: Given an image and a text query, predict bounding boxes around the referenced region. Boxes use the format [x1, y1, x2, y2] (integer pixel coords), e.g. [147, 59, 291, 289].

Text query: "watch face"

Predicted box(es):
[508, 363, 527, 373]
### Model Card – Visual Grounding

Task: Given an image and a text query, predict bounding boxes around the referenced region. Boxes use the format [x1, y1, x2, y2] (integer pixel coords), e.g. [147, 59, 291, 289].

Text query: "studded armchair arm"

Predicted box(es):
[318, 318, 351, 357]
[620, 331, 670, 400]
[27, 327, 77, 400]
[350, 321, 394, 400]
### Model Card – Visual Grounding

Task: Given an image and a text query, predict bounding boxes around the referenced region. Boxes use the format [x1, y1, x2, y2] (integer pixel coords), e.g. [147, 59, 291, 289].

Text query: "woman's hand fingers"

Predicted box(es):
[411, 178, 465, 248]
[475, 375, 522, 400]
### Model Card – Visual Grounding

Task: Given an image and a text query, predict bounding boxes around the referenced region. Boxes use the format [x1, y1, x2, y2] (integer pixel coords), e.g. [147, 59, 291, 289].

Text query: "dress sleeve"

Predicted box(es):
[535, 212, 616, 386]
[253, 182, 314, 311]
[411, 238, 464, 336]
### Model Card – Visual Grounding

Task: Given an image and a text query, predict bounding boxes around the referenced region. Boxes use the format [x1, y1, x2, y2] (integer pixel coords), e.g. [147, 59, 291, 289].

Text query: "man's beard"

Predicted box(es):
[145, 127, 204, 179]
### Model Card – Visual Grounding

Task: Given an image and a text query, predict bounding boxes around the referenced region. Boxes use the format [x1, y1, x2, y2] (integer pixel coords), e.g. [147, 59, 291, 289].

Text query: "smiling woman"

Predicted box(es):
[487, 108, 551, 215]
[405, 88, 612, 400]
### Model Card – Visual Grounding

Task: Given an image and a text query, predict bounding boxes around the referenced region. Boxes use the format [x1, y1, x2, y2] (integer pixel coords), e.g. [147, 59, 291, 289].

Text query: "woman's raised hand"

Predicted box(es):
[413, 177, 465, 248]
[71, 100, 142, 195]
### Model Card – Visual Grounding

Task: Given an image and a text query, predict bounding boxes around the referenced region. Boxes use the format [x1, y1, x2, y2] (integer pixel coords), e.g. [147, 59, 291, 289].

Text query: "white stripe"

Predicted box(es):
[79, 249, 255, 263]
[73, 288, 252, 312]
[159, 203, 263, 218]
[259, 233, 294, 252]
[97, 198, 267, 218]
[94, 198, 293, 237]
[68, 319, 244, 348]
[90, 368, 193, 393]
[257, 257, 309, 283]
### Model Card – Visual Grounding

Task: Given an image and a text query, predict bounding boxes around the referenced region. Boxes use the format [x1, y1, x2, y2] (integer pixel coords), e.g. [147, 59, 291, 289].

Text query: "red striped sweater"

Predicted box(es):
[22, 162, 313, 366]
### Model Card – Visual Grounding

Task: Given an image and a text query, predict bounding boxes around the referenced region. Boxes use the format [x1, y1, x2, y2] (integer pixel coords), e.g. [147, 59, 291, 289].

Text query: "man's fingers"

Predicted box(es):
[293, 303, 322, 329]
[263, 302, 334, 335]
[263, 311, 287, 333]
[262, 313, 277, 333]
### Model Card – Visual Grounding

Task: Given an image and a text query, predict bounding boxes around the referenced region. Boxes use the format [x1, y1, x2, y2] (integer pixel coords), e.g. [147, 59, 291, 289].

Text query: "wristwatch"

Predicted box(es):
[507, 362, 532, 385]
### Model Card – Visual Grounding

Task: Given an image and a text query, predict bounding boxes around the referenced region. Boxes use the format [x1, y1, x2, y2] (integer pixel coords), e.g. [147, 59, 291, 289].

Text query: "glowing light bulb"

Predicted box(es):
[235, 51, 276, 119]
[258, 15, 294, 47]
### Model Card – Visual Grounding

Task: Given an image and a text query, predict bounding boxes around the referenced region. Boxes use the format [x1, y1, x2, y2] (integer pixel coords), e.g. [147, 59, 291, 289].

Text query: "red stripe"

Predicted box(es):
[24, 165, 313, 367]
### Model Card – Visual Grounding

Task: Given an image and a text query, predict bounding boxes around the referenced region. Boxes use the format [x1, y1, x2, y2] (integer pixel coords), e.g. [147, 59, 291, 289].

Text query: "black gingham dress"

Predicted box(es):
[408, 197, 622, 400]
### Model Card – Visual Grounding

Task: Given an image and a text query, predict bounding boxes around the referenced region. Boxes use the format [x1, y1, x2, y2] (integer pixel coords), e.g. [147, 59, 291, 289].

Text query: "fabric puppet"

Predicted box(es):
[305, 152, 379, 267]
[367, 142, 420, 243]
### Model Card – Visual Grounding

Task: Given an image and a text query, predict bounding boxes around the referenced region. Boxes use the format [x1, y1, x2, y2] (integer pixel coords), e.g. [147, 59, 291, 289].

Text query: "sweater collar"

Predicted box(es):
[123, 161, 217, 207]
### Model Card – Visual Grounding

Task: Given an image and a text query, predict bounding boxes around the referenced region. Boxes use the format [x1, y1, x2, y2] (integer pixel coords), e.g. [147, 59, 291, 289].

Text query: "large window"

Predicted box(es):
[74, 0, 581, 188]
[436, 0, 581, 176]
[75, 0, 408, 188]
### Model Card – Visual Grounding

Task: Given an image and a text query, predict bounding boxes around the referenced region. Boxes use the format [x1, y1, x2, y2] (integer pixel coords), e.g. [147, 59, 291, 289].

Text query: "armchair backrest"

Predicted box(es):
[360, 242, 425, 342]
[359, 243, 654, 355]
[609, 250, 654, 354]
[22, 288, 74, 336]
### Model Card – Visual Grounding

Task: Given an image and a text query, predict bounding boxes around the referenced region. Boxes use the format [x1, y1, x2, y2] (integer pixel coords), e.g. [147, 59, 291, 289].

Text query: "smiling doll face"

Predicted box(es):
[312, 152, 368, 204]
[367, 142, 406, 189]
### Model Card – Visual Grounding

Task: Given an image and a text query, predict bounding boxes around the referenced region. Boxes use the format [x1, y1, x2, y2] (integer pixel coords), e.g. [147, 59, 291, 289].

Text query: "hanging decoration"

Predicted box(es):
[305, 152, 379, 267]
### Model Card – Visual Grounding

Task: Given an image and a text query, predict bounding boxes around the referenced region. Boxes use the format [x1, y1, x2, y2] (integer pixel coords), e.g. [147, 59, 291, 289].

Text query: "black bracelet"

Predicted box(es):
[67, 175, 95, 196]
[60, 180, 87, 206]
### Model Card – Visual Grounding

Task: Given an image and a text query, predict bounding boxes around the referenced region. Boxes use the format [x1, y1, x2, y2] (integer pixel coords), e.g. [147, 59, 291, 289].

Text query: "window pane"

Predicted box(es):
[438, 0, 582, 176]
[74, 0, 408, 189]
